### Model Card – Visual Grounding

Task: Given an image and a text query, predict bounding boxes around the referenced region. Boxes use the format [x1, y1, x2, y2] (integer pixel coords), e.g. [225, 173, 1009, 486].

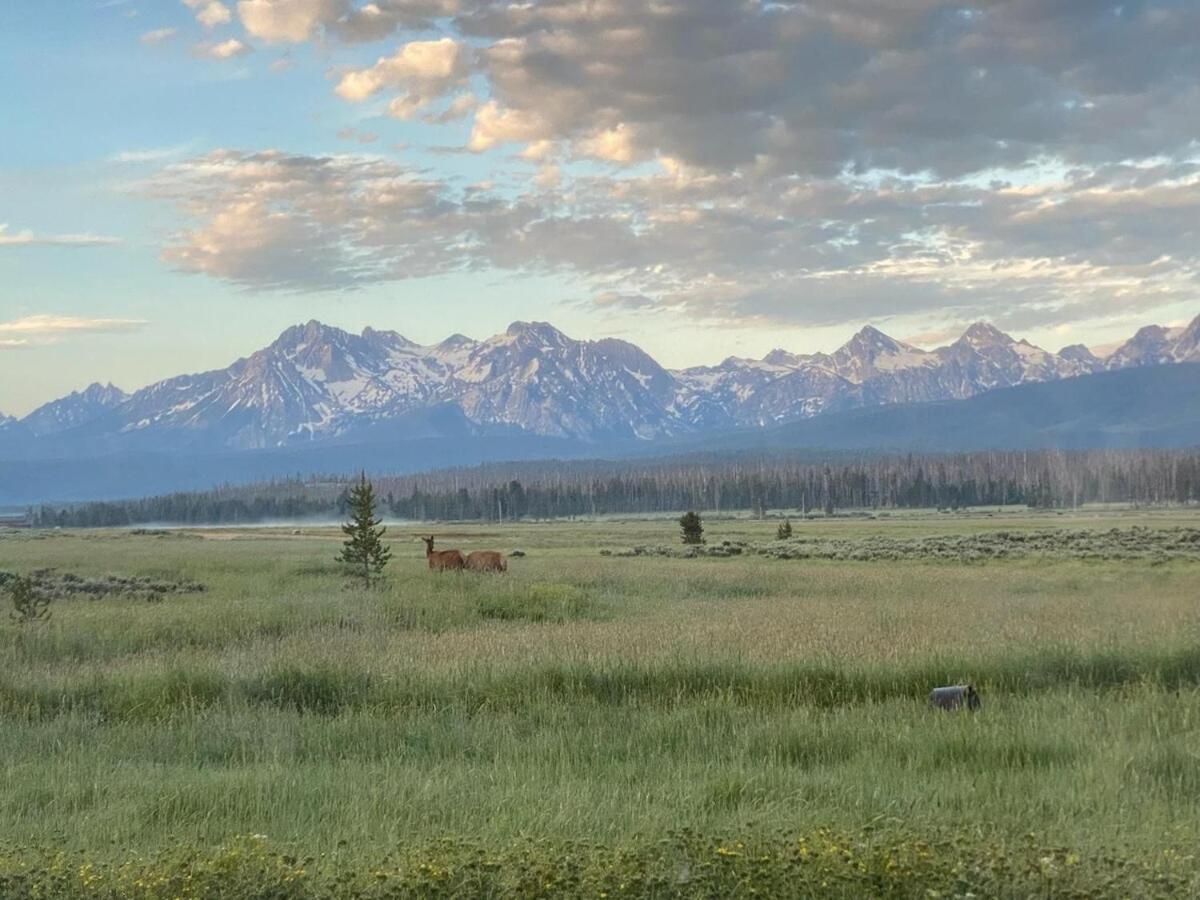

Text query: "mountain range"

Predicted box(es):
[2, 314, 1198, 456]
[1, 314, 1197, 504]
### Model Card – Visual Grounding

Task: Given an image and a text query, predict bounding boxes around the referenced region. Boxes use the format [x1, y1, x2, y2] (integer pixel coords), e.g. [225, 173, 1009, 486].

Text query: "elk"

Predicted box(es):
[421, 536, 465, 572]
[466, 550, 508, 573]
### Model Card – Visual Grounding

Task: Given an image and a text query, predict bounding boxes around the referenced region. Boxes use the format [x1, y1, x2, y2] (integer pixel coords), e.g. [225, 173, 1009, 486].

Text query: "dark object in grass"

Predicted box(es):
[929, 684, 981, 711]
[6, 575, 51, 625]
[510, 549, 527, 558]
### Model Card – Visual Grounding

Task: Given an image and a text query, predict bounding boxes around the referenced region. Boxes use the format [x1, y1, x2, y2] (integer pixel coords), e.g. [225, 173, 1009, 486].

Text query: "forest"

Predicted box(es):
[29, 448, 1200, 527]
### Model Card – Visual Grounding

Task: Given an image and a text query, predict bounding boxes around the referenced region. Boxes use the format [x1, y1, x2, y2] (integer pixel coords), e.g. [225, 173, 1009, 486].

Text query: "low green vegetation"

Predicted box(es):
[1, 509, 1199, 896]
[610, 524, 1200, 561]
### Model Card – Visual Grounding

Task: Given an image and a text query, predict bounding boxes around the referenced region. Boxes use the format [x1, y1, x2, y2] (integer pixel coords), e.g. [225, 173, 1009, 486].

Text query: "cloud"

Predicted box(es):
[145, 150, 484, 290]
[593, 291, 658, 311]
[193, 38, 253, 59]
[334, 38, 469, 118]
[236, 0, 456, 44]
[184, 0, 233, 28]
[111, 145, 192, 163]
[467, 101, 550, 152]
[140, 2, 1200, 336]
[215, 2, 1200, 179]
[0, 225, 122, 247]
[141, 145, 1200, 336]
[210, 1, 1197, 180]
[452, 0, 1200, 178]
[140, 27, 178, 44]
[237, 0, 344, 43]
[336, 127, 378, 143]
[0, 315, 149, 348]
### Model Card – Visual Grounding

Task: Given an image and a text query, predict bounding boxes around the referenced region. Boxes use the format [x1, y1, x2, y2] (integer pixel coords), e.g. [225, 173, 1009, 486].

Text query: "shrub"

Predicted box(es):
[6, 575, 51, 625]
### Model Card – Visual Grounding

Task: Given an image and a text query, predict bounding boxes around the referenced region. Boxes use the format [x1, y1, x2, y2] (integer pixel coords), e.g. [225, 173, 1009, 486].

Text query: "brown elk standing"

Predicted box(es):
[466, 550, 508, 573]
[421, 536, 465, 572]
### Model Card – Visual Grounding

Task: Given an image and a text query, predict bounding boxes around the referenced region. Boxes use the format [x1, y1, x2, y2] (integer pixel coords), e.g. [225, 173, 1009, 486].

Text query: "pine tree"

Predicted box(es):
[336, 473, 392, 587]
[679, 510, 705, 545]
[776, 518, 793, 540]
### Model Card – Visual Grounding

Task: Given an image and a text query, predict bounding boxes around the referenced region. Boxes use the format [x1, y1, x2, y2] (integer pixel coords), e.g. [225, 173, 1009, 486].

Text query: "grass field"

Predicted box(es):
[1, 508, 1199, 897]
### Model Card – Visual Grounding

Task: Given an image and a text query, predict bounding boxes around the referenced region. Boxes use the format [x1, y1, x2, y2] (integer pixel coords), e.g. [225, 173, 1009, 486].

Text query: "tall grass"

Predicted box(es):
[0, 512, 1198, 888]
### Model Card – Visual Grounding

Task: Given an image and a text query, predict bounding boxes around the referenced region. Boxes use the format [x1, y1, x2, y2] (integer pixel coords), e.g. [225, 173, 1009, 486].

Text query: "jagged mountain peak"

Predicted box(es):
[361, 326, 416, 349]
[1058, 344, 1101, 364]
[20, 380, 130, 438]
[271, 319, 353, 350]
[959, 321, 1013, 346]
[762, 348, 801, 367]
[79, 382, 128, 403]
[1105, 322, 1185, 368]
[844, 324, 904, 351]
[1175, 315, 1200, 361]
[831, 326, 931, 383]
[503, 320, 571, 346]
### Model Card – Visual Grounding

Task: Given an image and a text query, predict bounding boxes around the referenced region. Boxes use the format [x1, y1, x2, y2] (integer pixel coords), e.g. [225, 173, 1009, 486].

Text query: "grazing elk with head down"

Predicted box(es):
[466, 550, 508, 573]
[421, 536, 465, 572]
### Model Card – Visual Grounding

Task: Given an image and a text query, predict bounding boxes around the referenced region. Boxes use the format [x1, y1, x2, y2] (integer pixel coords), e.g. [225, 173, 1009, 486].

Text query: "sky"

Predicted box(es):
[1, 0, 1198, 416]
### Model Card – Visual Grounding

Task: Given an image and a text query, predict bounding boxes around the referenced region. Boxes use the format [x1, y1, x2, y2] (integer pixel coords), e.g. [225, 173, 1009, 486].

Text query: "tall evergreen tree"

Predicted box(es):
[336, 473, 392, 587]
[679, 510, 705, 545]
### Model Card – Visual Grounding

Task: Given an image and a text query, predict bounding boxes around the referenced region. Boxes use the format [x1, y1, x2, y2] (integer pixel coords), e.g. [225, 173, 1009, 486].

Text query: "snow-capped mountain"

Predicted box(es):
[449, 323, 678, 440]
[1105, 319, 1200, 369]
[4, 314, 1197, 454]
[21, 382, 128, 437]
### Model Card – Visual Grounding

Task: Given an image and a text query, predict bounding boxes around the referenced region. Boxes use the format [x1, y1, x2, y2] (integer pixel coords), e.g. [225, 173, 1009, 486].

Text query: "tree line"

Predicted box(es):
[29, 449, 1200, 528]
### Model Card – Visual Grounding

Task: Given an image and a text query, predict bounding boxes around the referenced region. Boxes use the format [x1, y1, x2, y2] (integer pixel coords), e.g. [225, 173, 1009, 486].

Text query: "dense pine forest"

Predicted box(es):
[27, 449, 1200, 528]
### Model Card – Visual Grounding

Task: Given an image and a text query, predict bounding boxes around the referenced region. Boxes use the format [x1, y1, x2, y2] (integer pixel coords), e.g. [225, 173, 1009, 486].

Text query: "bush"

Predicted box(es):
[6, 575, 51, 625]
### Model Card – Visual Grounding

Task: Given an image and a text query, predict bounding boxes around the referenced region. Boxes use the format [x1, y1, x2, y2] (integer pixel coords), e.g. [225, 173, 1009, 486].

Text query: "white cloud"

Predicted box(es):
[575, 124, 641, 164]
[335, 38, 469, 118]
[236, 0, 456, 43]
[193, 38, 253, 59]
[237, 0, 342, 43]
[0, 315, 148, 347]
[111, 145, 192, 163]
[140, 27, 178, 44]
[0, 225, 122, 247]
[146, 150, 480, 289]
[184, 0, 233, 28]
[467, 101, 551, 152]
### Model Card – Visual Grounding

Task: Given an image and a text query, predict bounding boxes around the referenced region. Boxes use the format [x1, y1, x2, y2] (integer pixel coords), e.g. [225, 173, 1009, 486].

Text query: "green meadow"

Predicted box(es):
[1, 509, 1199, 897]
